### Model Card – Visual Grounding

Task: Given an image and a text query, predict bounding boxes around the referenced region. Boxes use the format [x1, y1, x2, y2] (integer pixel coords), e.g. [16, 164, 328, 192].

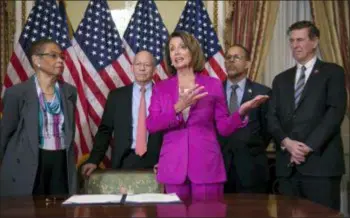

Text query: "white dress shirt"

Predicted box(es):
[226, 78, 247, 106]
[294, 56, 317, 88]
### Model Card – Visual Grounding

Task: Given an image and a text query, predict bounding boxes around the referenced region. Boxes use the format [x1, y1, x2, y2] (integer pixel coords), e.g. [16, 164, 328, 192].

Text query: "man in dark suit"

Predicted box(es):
[267, 21, 347, 210]
[219, 44, 272, 193]
[81, 50, 162, 176]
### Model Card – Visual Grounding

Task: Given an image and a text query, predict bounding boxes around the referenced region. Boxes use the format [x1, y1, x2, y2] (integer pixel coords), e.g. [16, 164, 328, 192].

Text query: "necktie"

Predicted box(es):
[229, 84, 239, 114]
[135, 86, 147, 156]
[294, 66, 306, 108]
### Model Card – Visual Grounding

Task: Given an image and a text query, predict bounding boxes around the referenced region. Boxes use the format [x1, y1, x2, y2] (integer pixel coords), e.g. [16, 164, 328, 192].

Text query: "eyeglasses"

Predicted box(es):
[36, 53, 66, 60]
[134, 62, 153, 69]
[224, 54, 246, 63]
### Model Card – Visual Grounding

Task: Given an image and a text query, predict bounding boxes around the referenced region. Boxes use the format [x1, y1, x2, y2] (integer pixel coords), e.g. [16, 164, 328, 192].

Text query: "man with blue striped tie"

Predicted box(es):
[267, 21, 347, 211]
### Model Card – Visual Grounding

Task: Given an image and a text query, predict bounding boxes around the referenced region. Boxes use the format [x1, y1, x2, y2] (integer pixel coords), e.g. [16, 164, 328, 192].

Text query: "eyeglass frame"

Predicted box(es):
[224, 54, 247, 63]
[36, 52, 66, 61]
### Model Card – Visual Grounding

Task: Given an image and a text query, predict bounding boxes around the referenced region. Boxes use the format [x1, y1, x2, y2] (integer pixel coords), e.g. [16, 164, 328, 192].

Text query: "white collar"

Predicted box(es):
[296, 56, 317, 69]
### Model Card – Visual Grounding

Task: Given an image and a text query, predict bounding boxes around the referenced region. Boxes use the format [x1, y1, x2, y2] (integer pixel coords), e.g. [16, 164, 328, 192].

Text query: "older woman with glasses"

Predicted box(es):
[147, 31, 269, 201]
[0, 38, 77, 197]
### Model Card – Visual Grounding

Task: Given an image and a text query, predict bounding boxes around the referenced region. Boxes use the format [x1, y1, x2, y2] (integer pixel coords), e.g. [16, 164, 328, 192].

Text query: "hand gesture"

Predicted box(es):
[153, 164, 158, 174]
[174, 84, 208, 113]
[289, 144, 312, 165]
[239, 95, 269, 116]
[81, 163, 97, 178]
[283, 138, 311, 165]
[119, 186, 128, 194]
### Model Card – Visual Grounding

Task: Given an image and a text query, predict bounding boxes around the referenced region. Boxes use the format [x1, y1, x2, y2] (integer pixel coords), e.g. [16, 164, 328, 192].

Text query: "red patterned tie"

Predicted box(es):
[135, 86, 147, 156]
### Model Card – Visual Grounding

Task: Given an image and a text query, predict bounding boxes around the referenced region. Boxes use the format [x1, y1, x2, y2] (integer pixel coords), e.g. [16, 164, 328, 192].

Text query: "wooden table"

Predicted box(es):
[0, 194, 342, 217]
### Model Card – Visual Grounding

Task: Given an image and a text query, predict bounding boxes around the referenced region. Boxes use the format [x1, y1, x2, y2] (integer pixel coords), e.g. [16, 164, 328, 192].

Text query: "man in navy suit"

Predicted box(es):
[267, 21, 346, 210]
[219, 44, 272, 193]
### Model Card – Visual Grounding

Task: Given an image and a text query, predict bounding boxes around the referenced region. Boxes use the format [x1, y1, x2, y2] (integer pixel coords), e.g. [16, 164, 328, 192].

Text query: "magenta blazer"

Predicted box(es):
[146, 73, 247, 185]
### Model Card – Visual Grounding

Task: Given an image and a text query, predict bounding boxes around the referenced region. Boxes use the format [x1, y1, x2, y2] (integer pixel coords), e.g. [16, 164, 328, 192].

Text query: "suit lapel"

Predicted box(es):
[124, 85, 133, 149]
[24, 77, 39, 158]
[222, 79, 228, 104]
[172, 75, 180, 106]
[59, 82, 74, 148]
[285, 66, 297, 112]
[295, 59, 322, 110]
[240, 79, 254, 105]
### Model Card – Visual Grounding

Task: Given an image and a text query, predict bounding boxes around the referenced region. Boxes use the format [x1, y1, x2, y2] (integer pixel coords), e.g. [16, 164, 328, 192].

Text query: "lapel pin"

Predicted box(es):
[313, 69, 319, 74]
[248, 89, 252, 93]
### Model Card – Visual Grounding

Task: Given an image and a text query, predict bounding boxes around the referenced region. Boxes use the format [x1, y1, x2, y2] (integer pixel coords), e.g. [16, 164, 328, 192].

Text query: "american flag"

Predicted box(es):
[2, 0, 92, 164]
[175, 0, 226, 80]
[58, 0, 74, 39]
[72, 0, 132, 166]
[123, 0, 169, 82]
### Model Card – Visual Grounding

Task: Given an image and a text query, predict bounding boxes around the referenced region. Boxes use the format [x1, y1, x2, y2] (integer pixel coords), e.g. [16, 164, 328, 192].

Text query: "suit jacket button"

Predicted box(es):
[16, 158, 20, 164]
[12, 178, 16, 183]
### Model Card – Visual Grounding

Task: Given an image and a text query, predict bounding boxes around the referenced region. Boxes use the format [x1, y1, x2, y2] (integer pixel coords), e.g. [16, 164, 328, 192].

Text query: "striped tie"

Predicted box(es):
[294, 66, 306, 108]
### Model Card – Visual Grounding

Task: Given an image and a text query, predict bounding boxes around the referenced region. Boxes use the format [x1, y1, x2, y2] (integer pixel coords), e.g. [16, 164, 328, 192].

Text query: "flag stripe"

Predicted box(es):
[4, 64, 16, 87]
[99, 69, 117, 90]
[14, 44, 33, 78]
[10, 54, 29, 82]
[117, 54, 135, 81]
[104, 65, 125, 88]
[208, 56, 226, 80]
[152, 73, 161, 83]
[111, 60, 133, 85]
[63, 51, 92, 156]
[87, 104, 101, 132]
[156, 62, 168, 80]
[81, 65, 107, 110]
[73, 106, 90, 155]
[201, 67, 210, 76]
[122, 38, 135, 65]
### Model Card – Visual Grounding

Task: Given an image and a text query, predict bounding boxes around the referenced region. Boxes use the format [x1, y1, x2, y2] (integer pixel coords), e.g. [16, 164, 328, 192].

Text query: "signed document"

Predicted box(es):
[125, 193, 181, 204]
[62, 194, 123, 205]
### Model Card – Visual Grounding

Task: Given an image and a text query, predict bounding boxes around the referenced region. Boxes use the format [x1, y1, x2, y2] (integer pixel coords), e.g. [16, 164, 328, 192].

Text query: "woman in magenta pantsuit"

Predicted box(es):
[146, 31, 268, 200]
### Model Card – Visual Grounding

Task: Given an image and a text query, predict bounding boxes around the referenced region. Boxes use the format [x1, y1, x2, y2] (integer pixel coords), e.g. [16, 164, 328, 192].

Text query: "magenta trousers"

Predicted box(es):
[164, 180, 224, 201]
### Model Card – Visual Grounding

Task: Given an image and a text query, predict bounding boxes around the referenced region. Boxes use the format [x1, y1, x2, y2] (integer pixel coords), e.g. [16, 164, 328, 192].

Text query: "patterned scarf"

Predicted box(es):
[35, 76, 64, 149]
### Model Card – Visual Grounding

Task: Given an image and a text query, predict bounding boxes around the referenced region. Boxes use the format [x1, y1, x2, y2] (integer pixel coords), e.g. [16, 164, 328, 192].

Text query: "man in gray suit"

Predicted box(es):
[0, 38, 77, 196]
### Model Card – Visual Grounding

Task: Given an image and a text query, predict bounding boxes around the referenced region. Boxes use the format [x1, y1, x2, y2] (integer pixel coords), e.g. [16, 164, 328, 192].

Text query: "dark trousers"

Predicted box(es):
[224, 161, 268, 194]
[278, 168, 341, 210]
[120, 149, 152, 169]
[32, 148, 68, 196]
